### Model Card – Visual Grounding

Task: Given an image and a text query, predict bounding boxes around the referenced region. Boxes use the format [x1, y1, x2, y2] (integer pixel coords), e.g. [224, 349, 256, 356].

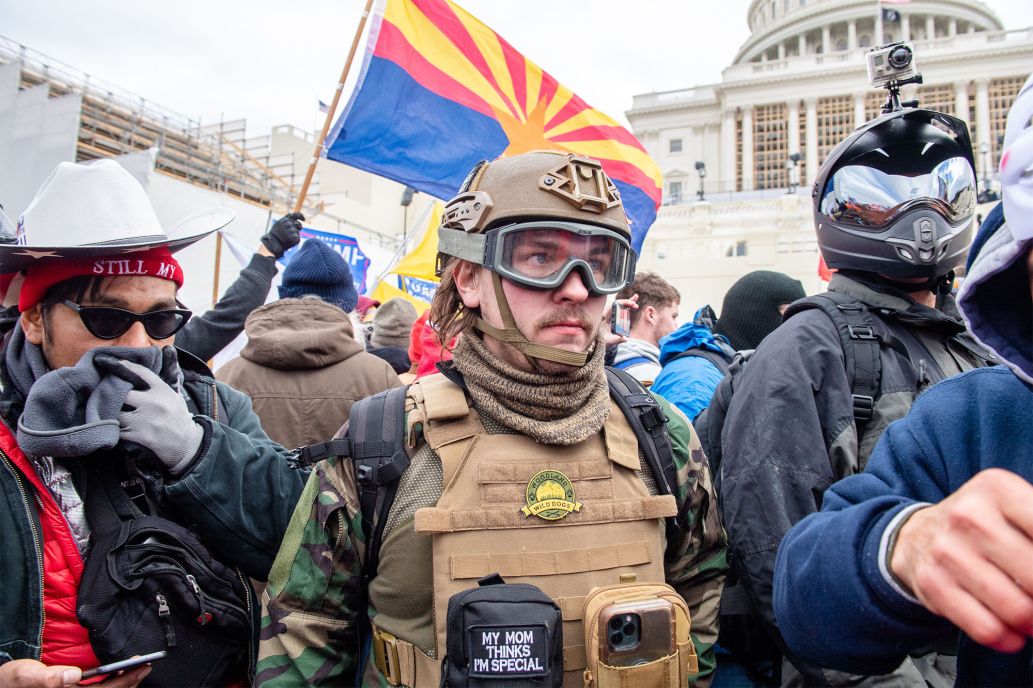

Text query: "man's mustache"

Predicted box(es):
[535, 309, 594, 330]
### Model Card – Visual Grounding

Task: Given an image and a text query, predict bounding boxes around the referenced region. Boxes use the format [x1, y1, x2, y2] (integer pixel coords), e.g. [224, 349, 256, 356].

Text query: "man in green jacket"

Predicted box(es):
[257, 152, 727, 687]
[0, 160, 305, 687]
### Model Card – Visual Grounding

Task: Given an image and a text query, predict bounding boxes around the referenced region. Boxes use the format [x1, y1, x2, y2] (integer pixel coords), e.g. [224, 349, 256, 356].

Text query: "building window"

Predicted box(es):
[669, 138, 683, 153]
[817, 96, 853, 165]
[668, 180, 684, 204]
[858, 33, 871, 48]
[989, 77, 1027, 169]
[753, 103, 788, 190]
[865, 90, 886, 121]
[835, 37, 848, 51]
[726, 240, 748, 257]
[916, 84, 955, 115]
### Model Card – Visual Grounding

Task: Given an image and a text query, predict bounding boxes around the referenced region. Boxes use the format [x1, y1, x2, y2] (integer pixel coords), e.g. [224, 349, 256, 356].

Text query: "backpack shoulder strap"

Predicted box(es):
[82, 463, 145, 536]
[283, 385, 411, 583]
[670, 347, 732, 375]
[347, 385, 411, 583]
[605, 366, 681, 543]
[784, 292, 881, 425]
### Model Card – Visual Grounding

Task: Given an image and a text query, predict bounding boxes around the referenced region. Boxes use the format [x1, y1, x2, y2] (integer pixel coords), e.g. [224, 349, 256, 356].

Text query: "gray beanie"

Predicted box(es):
[371, 298, 418, 349]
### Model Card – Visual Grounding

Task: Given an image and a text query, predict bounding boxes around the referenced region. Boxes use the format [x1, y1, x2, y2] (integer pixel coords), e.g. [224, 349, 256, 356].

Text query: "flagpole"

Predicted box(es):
[293, 0, 376, 213]
[211, 231, 223, 307]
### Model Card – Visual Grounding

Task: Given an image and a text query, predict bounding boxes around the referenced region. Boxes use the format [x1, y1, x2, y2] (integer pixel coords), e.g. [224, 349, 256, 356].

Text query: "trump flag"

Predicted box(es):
[326, 0, 662, 252]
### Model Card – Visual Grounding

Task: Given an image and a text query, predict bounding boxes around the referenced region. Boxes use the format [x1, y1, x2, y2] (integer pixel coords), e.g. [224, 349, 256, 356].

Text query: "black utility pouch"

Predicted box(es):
[441, 574, 563, 687]
[76, 464, 254, 687]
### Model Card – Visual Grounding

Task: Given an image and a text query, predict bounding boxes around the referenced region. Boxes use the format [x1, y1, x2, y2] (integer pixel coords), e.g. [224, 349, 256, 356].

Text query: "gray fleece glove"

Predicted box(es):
[115, 360, 204, 475]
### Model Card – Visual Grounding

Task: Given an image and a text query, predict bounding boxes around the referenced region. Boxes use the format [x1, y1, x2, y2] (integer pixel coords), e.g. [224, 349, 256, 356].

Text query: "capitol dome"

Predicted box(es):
[737, 0, 1002, 64]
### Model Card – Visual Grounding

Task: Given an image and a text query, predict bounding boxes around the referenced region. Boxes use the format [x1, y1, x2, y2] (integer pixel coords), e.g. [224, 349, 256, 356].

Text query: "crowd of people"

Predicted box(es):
[0, 67, 1029, 688]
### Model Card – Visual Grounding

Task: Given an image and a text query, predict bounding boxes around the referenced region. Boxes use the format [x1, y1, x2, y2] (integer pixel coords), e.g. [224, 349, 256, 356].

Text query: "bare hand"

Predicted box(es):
[0, 658, 151, 688]
[890, 468, 1033, 652]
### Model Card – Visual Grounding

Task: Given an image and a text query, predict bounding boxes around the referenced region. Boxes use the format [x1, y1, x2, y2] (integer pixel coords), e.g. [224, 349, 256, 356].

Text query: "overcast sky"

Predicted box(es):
[2, 0, 1032, 138]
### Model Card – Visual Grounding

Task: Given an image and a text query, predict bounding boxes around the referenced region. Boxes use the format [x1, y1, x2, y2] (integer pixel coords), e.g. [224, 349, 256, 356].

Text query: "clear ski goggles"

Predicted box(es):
[438, 221, 635, 295]
[819, 155, 976, 230]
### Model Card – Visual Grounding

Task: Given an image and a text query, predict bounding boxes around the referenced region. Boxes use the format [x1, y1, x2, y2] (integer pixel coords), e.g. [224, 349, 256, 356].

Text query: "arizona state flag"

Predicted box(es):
[326, 0, 662, 252]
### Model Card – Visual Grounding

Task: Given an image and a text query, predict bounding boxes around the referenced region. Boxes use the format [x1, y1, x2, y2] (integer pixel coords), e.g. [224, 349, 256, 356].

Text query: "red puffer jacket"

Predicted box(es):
[3, 422, 100, 669]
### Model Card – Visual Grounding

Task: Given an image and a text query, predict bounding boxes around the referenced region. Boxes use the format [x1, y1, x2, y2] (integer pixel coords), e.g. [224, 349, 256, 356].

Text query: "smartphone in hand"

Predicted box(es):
[80, 650, 167, 679]
[611, 302, 632, 337]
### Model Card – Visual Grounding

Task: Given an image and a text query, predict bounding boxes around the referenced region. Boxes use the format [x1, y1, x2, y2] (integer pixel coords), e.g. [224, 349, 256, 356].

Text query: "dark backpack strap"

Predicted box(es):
[604, 367, 682, 543]
[82, 463, 145, 536]
[348, 385, 411, 583]
[670, 347, 733, 376]
[785, 293, 882, 426]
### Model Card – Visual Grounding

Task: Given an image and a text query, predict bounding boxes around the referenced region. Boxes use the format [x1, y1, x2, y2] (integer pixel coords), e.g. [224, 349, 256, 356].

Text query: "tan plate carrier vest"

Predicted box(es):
[369, 373, 677, 687]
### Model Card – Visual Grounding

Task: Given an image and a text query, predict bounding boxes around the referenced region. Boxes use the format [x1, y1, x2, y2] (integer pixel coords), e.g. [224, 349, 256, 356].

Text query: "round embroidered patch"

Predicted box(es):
[521, 469, 583, 521]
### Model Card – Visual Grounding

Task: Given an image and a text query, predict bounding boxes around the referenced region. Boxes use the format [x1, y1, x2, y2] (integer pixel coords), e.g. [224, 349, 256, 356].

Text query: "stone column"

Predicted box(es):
[821, 25, 831, 53]
[787, 99, 801, 156]
[901, 13, 910, 42]
[778, 42, 786, 60]
[721, 108, 736, 193]
[848, 20, 857, 50]
[875, 10, 884, 44]
[805, 98, 819, 187]
[975, 80, 991, 177]
[948, 18, 957, 37]
[853, 92, 866, 127]
[926, 15, 936, 40]
[741, 106, 754, 192]
[954, 80, 969, 121]
[798, 33, 807, 55]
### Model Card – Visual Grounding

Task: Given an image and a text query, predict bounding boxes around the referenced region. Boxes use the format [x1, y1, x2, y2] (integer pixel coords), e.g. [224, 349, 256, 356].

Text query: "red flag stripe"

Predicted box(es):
[410, 0, 521, 121]
[377, 20, 496, 119]
[548, 125, 648, 153]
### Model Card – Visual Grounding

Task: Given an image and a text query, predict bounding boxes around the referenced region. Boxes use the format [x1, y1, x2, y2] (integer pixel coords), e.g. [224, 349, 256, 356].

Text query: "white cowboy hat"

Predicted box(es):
[0, 159, 234, 273]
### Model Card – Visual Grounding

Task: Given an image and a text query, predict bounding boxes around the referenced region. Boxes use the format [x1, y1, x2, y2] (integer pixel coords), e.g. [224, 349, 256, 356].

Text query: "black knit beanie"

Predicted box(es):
[714, 270, 806, 350]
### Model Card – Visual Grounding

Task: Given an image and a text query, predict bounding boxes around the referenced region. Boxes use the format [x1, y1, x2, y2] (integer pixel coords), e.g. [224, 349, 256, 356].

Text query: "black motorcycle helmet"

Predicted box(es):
[813, 107, 977, 281]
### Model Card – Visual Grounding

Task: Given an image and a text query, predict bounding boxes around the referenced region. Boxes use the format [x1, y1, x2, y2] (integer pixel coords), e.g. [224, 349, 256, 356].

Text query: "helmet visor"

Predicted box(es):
[491, 222, 634, 295]
[820, 155, 976, 230]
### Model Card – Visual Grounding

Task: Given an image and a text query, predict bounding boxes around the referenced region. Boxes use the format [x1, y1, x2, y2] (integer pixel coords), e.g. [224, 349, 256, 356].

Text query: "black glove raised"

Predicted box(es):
[261, 212, 304, 258]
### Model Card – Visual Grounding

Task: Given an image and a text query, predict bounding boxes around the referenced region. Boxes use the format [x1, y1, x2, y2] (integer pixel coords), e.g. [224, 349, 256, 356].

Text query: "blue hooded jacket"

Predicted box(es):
[651, 307, 735, 421]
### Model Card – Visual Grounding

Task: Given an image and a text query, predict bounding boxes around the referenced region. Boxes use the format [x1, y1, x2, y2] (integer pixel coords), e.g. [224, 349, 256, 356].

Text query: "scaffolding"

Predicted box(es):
[0, 35, 301, 211]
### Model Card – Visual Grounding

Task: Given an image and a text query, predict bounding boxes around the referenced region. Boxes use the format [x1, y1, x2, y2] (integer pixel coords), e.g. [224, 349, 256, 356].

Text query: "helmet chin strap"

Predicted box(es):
[916, 270, 956, 296]
[472, 272, 592, 368]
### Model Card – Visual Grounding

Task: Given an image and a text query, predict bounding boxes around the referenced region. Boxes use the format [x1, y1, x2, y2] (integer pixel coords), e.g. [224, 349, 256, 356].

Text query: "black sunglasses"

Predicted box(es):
[61, 300, 193, 340]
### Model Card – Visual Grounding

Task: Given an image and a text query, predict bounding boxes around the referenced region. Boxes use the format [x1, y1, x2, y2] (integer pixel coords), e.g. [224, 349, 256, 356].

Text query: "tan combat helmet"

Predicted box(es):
[436, 151, 636, 368]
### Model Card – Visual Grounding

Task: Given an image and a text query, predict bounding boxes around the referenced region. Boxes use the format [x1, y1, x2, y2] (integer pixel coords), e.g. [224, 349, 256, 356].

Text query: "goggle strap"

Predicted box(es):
[473, 272, 589, 367]
[472, 317, 590, 367]
[437, 227, 487, 265]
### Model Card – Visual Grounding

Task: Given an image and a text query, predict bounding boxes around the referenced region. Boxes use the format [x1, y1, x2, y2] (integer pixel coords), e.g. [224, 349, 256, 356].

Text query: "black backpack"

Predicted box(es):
[695, 291, 927, 684]
[76, 461, 256, 687]
[287, 366, 684, 584]
[694, 291, 897, 485]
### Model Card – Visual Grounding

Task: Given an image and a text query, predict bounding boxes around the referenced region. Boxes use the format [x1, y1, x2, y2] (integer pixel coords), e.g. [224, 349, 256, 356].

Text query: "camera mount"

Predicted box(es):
[881, 72, 924, 114]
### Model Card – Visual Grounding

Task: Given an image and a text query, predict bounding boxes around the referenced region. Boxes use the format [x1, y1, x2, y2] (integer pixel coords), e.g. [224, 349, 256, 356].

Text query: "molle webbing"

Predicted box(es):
[407, 379, 673, 687]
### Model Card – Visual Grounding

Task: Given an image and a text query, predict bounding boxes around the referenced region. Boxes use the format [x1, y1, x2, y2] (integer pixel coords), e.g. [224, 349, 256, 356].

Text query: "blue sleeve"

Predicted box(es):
[651, 356, 723, 421]
[774, 396, 959, 674]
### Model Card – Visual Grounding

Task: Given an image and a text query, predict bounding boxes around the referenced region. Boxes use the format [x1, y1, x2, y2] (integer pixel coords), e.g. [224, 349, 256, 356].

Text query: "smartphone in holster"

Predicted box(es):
[598, 598, 675, 667]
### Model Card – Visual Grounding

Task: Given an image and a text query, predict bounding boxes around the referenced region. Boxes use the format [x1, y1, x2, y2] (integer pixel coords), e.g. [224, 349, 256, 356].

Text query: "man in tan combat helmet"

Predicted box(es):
[256, 151, 727, 687]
